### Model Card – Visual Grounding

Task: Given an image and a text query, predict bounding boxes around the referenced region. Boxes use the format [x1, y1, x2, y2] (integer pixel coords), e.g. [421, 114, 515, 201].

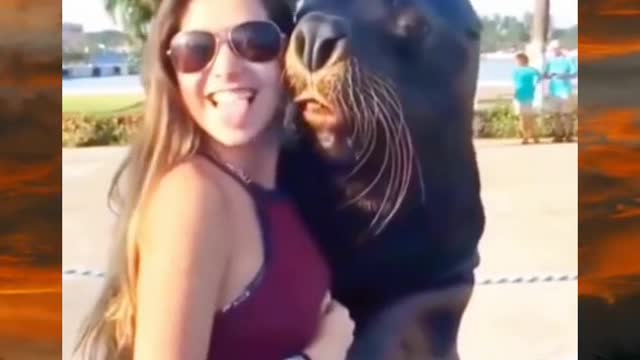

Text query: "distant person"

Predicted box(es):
[543, 40, 578, 142]
[512, 52, 541, 144]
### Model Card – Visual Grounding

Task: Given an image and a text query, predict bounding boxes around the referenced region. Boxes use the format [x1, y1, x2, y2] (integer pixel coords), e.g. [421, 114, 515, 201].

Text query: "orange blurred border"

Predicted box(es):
[578, 0, 640, 357]
[0, 0, 63, 357]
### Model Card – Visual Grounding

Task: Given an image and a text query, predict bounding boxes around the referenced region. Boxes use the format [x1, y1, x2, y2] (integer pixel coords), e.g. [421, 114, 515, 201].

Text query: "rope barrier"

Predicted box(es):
[62, 268, 578, 285]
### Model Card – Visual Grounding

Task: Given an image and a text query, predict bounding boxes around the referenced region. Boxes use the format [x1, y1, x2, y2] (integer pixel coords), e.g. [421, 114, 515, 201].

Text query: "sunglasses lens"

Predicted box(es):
[231, 21, 283, 62]
[169, 32, 216, 73]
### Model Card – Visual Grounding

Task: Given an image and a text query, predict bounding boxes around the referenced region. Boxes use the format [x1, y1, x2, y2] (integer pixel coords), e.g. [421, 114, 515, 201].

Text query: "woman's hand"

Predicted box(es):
[303, 293, 355, 360]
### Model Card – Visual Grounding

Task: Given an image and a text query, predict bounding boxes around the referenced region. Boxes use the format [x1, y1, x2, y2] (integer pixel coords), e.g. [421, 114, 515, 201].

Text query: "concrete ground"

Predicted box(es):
[457, 140, 577, 360]
[61, 139, 577, 360]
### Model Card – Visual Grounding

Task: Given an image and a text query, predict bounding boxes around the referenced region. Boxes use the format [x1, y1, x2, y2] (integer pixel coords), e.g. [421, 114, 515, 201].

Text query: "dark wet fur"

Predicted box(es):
[278, 0, 485, 358]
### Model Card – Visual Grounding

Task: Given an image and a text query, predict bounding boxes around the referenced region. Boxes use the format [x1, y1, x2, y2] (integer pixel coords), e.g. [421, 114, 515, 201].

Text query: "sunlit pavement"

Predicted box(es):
[459, 139, 577, 360]
[62, 139, 577, 359]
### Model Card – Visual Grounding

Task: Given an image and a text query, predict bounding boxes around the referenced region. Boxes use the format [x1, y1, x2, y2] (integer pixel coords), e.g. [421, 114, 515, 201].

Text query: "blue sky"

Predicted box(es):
[62, 0, 577, 32]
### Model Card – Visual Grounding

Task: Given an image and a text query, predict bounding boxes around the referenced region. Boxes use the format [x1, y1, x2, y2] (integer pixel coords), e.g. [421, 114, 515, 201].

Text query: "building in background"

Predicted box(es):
[62, 22, 86, 54]
[89, 52, 130, 76]
[63, 22, 133, 78]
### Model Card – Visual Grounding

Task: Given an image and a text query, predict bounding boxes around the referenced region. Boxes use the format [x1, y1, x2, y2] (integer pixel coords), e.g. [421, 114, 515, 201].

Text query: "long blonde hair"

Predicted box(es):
[74, 0, 293, 358]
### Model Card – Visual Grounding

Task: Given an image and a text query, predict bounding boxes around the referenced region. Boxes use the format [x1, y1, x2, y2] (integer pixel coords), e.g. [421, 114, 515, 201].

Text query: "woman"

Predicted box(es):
[75, 0, 354, 359]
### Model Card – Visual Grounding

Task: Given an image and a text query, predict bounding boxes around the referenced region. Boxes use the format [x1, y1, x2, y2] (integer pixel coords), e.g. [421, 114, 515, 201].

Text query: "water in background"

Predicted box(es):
[63, 58, 518, 95]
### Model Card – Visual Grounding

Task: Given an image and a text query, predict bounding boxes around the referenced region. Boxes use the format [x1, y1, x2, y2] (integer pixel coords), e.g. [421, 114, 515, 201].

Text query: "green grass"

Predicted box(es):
[62, 95, 144, 115]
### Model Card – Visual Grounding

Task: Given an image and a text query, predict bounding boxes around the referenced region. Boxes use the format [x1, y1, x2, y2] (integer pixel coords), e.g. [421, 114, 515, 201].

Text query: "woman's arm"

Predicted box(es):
[134, 161, 231, 360]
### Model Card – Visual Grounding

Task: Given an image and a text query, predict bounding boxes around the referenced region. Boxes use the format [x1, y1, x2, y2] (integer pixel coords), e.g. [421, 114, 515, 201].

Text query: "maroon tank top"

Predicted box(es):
[200, 153, 330, 360]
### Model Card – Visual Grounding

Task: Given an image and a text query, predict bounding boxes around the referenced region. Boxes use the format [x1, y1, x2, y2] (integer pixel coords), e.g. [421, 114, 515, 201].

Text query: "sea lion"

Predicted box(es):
[277, 0, 485, 358]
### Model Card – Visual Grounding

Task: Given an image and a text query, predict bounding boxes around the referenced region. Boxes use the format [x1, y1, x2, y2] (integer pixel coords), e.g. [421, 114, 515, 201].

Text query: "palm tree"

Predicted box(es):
[103, 0, 160, 43]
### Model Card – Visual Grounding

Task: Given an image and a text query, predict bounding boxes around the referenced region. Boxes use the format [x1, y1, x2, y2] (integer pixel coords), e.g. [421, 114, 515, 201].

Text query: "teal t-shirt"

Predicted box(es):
[544, 57, 576, 99]
[513, 66, 540, 104]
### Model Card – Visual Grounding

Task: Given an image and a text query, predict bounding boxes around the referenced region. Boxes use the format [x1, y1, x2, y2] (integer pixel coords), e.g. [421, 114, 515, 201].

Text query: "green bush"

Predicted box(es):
[63, 113, 141, 147]
[474, 104, 577, 139]
[474, 104, 520, 138]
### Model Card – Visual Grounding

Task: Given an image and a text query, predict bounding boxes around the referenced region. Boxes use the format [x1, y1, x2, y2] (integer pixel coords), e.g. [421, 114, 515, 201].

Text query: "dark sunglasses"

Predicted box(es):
[167, 20, 286, 73]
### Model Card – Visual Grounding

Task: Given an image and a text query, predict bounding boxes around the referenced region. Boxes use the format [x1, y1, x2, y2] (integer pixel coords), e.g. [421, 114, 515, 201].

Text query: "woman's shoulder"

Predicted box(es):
[154, 155, 228, 202]
[141, 156, 233, 249]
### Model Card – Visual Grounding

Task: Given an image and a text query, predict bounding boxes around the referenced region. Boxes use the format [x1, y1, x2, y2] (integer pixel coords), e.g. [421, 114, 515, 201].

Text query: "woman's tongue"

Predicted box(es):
[211, 89, 255, 128]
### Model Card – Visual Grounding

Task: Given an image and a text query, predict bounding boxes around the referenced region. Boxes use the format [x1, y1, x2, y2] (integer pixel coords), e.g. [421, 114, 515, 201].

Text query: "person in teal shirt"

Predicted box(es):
[513, 53, 541, 144]
[543, 42, 578, 142]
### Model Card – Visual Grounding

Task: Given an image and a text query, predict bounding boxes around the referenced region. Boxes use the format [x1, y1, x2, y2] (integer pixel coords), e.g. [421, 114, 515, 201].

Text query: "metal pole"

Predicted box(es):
[525, 0, 550, 110]
[526, 0, 550, 70]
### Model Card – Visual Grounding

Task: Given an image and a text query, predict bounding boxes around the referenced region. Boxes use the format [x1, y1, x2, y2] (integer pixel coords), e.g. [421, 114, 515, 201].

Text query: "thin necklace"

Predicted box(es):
[222, 160, 253, 184]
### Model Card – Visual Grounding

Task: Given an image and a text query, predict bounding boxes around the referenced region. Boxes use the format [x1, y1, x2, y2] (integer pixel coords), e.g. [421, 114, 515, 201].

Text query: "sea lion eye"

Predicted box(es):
[394, 10, 430, 38]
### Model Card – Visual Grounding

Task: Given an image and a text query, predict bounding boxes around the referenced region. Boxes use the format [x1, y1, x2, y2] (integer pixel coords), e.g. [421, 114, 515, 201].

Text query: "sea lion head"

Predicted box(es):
[284, 0, 482, 234]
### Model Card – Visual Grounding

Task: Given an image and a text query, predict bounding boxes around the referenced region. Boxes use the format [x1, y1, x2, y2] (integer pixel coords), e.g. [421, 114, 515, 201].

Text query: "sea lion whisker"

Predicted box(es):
[356, 64, 378, 161]
[370, 74, 418, 208]
[380, 116, 405, 230]
[379, 81, 426, 204]
[342, 62, 378, 176]
[377, 80, 411, 200]
[357, 83, 379, 165]
[337, 92, 370, 178]
[344, 63, 363, 144]
[340, 84, 392, 209]
[345, 61, 366, 138]
[338, 132, 382, 206]
[351, 110, 377, 176]
[365, 76, 410, 230]
[359, 82, 399, 232]
[337, 78, 367, 178]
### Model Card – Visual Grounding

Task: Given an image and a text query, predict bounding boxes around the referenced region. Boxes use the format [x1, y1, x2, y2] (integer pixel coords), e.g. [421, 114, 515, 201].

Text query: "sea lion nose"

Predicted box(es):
[292, 12, 350, 72]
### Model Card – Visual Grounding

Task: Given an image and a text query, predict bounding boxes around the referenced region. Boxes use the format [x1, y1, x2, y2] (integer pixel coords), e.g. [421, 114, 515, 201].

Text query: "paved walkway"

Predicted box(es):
[62, 139, 577, 359]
